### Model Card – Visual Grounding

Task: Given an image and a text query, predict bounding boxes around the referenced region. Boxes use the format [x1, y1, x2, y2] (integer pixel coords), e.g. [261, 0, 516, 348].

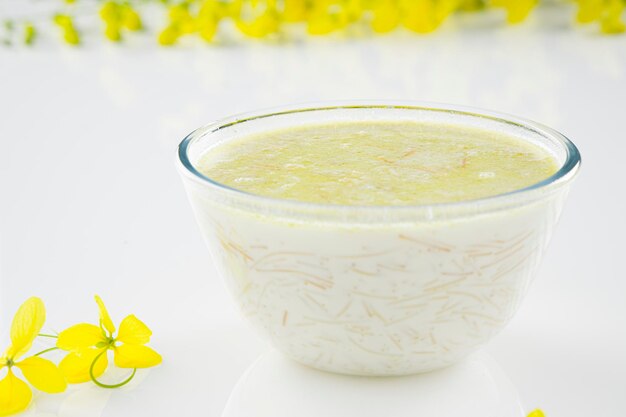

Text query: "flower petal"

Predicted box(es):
[95, 295, 116, 335]
[60, 349, 108, 384]
[114, 344, 162, 369]
[7, 297, 46, 360]
[117, 315, 152, 345]
[17, 356, 67, 393]
[0, 370, 32, 416]
[57, 324, 105, 351]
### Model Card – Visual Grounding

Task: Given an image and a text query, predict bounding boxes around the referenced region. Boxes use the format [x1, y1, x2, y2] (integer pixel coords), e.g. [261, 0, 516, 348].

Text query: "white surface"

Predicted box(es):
[222, 350, 524, 417]
[1, 9, 626, 417]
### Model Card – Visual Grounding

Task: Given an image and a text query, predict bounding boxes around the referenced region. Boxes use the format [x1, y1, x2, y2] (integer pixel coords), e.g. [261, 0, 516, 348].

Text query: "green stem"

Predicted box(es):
[34, 347, 60, 357]
[38, 333, 59, 339]
[89, 350, 137, 389]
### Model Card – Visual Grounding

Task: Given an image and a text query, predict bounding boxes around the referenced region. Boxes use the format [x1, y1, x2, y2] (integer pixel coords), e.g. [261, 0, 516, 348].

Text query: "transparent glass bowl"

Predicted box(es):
[177, 102, 580, 376]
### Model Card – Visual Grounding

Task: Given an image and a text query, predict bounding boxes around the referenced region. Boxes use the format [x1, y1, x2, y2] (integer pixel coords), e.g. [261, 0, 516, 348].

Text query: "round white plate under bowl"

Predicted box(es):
[222, 349, 524, 417]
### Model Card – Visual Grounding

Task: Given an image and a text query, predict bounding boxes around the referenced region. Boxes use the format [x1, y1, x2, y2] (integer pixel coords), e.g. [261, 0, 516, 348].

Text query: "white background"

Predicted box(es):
[1, 4, 625, 417]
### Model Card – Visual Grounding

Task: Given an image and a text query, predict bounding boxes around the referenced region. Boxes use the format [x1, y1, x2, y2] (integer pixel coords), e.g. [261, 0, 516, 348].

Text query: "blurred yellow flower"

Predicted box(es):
[105, 23, 122, 41]
[283, 0, 308, 22]
[99, 1, 142, 42]
[57, 295, 161, 386]
[236, 1, 280, 38]
[492, 0, 538, 24]
[307, 13, 341, 34]
[527, 410, 545, 417]
[121, 5, 143, 31]
[11, 0, 626, 46]
[170, 4, 198, 34]
[576, 0, 625, 33]
[601, 0, 625, 33]
[23, 23, 36, 45]
[100, 1, 119, 22]
[577, 0, 604, 23]
[402, 0, 443, 34]
[0, 298, 67, 416]
[158, 25, 181, 45]
[460, 0, 485, 11]
[53, 14, 80, 45]
[372, 0, 401, 33]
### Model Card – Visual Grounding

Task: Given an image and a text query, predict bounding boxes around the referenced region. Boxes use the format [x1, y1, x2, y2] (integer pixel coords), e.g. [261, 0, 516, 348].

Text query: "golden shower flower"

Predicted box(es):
[158, 25, 181, 45]
[576, 0, 604, 23]
[104, 23, 122, 41]
[307, 12, 341, 34]
[283, 0, 308, 22]
[169, 3, 198, 34]
[237, 10, 280, 37]
[0, 297, 67, 416]
[23, 23, 36, 45]
[492, 0, 538, 24]
[460, 0, 485, 11]
[372, 0, 400, 34]
[236, 0, 280, 38]
[600, 0, 625, 33]
[99, 1, 142, 42]
[198, 15, 220, 42]
[100, 1, 119, 22]
[121, 4, 142, 31]
[57, 295, 161, 386]
[402, 0, 443, 34]
[576, 0, 625, 33]
[53, 14, 80, 45]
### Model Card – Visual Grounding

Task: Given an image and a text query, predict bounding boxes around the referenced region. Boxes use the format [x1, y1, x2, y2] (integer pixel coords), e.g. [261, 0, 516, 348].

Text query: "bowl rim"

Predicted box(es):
[177, 101, 581, 221]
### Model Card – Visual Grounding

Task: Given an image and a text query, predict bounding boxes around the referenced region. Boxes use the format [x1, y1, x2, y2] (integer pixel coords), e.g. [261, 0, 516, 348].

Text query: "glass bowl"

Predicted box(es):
[177, 102, 580, 376]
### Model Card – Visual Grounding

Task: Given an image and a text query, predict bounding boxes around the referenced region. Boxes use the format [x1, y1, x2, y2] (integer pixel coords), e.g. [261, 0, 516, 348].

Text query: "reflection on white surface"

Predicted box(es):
[21, 385, 112, 417]
[19, 366, 151, 417]
[222, 350, 523, 417]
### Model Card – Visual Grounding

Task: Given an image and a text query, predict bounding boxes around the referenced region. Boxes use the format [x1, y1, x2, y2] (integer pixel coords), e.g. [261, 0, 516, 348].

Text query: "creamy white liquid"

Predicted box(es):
[184, 122, 568, 375]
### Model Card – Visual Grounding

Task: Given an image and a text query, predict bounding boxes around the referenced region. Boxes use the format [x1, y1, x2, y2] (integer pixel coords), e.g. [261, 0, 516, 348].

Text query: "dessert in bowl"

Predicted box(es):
[177, 103, 580, 376]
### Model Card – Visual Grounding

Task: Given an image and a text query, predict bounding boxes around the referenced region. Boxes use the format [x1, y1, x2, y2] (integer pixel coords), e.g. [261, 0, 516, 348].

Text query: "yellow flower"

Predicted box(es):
[99, 2, 142, 42]
[401, 0, 442, 34]
[198, 16, 220, 42]
[24, 23, 36, 45]
[169, 4, 197, 34]
[0, 298, 67, 416]
[307, 12, 341, 34]
[63, 27, 81, 45]
[576, 0, 604, 23]
[527, 410, 545, 417]
[53, 14, 81, 45]
[236, 0, 280, 39]
[460, 0, 485, 11]
[283, 0, 308, 22]
[576, 0, 625, 34]
[601, 0, 625, 33]
[121, 5, 143, 31]
[492, 0, 537, 24]
[211, 0, 243, 19]
[158, 25, 181, 45]
[100, 1, 120, 23]
[57, 295, 161, 385]
[306, 0, 363, 34]
[237, 11, 280, 37]
[105, 23, 122, 42]
[372, 0, 400, 34]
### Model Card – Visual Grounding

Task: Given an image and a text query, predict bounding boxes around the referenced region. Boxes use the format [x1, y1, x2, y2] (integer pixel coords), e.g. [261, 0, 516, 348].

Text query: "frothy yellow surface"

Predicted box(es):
[197, 121, 559, 206]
